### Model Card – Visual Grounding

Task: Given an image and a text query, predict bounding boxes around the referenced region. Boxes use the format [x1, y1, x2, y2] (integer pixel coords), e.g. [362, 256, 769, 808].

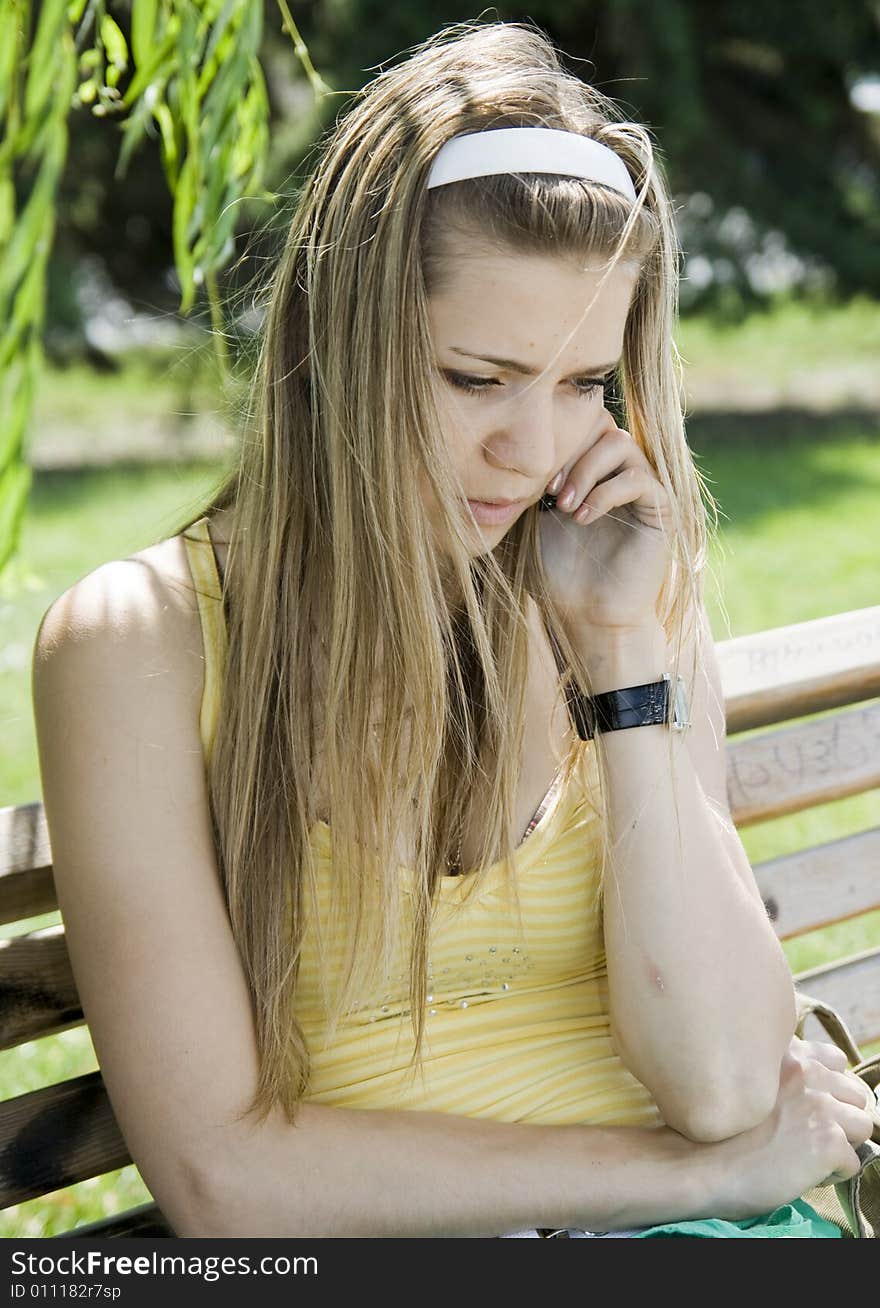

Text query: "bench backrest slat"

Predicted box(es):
[56, 1203, 172, 1239]
[0, 1072, 131, 1210]
[0, 802, 53, 925]
[753, 828, 880, 939]
[716, 606, 880, 733]
[0, 925, 83, 1052]
[726, 702, 880, 826]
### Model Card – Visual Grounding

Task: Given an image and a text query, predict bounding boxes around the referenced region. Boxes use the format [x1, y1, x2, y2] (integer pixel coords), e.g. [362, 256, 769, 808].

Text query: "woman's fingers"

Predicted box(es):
[819, 1065, 876, 1112]
[571, 465, 668, 528]
[786, 1036, 879, 1147]
[861, 1083, 880, 1132]
[798, 1037, 849, 1071]
[552, 428, 635, 512]
[833, 1096, 876, 1146]
[798, 1040, 877, 1117]
[797, 1039, 879, 1118]
[819, 1151, 863, 1187]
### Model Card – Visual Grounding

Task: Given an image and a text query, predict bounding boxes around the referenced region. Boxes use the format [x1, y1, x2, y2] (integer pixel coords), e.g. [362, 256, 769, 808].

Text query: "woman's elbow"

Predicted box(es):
[151, 1151, 234, 1238]
[663, 1081, 778, 1144]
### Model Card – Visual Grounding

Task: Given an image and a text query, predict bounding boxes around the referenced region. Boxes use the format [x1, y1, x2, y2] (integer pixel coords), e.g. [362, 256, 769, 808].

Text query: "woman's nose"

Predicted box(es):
[486, 390, 558, 480]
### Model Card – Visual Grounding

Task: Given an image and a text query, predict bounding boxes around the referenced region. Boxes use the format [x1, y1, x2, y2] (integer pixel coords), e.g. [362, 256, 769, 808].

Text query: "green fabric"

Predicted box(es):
[631, 1198, 842, 1238]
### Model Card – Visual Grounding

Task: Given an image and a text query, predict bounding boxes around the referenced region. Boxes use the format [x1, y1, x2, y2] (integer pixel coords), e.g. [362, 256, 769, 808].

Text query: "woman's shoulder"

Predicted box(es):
[33, 525, 212, 716]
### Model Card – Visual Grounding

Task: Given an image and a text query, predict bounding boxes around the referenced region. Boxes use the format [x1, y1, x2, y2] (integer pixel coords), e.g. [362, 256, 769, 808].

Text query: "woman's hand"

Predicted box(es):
[700, 1035, 878, 1221]
[538, 407, 674, 632]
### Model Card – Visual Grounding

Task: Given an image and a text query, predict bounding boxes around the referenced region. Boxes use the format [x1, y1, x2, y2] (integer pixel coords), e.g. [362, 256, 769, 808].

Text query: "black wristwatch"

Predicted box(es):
[564, 673, 691, 741]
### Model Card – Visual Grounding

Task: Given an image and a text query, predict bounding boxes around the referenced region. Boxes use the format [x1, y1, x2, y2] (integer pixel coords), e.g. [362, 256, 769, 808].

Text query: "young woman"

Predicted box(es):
[32, 21, 874, 1238]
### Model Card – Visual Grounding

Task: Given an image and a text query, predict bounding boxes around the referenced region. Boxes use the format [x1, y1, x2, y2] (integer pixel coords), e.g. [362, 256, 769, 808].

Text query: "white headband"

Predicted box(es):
[425, 127, 637, 202]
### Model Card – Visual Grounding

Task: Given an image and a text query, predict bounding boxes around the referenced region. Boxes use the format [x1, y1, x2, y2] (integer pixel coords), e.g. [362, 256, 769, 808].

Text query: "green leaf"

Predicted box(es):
[199, 198, 238, 268]
[0, 255, 48, 370]
[173, 154, 197, 312]
[131, 0, 158, 67]
[121, 30, 177, 107]
[0, 338, 40, 590]
[115, 93, 155, 180]
[0, 350, 37, 476]
[0, 176, 14, 248]
[100, 13, 128, 71]
[176, 65, 200, 143]
[154, 101, 179, 181]
[0, 137, 63, 310]
[176, 2, 200, 74]
[0, 7, 19, 121]
[199, 45, 248, 162]
[24, 0, 69, 119]
[201, 0, 241, 79]
[241, 0, 263, 53]
[0, 459, 34, 579]
[231, 61, 268, 179]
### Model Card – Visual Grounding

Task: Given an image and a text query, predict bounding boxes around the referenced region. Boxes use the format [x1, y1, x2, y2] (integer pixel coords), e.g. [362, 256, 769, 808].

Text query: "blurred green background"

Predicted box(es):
[1, 2, 878, 1239]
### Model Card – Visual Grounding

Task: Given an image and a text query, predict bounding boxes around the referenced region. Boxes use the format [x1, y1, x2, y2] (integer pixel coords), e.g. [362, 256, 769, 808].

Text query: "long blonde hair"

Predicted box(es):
[173, 19, 719, 1125]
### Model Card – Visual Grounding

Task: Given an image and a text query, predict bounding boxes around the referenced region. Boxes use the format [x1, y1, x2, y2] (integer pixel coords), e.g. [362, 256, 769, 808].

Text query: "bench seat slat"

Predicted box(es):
[754, 827, 880, 938]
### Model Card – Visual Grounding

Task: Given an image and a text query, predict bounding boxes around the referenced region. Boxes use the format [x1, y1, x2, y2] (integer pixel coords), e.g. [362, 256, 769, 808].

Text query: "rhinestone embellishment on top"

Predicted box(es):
[359, 943, 534, 1019]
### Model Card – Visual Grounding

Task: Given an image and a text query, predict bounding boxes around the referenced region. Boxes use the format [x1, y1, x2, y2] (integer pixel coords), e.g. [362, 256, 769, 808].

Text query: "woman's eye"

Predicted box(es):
[444, 371, 497, 394]
[572, 376, 610, 397]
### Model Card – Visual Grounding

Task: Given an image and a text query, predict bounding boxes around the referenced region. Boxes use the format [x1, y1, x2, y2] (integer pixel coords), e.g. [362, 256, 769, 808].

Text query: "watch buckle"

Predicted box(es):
[663, 672, 691, 732]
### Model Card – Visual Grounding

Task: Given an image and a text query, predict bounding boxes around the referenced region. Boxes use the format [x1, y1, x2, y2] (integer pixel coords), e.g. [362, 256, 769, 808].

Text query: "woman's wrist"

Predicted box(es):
[569, 623, 667, 696]
[565, 1124, 730, 1232]
[655, 1128, 742, 1224]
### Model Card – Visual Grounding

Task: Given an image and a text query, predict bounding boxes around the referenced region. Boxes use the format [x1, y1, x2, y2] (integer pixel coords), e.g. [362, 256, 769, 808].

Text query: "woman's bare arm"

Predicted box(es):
[191, 1100, 709, 1238]
[573, 608, 797, 1142]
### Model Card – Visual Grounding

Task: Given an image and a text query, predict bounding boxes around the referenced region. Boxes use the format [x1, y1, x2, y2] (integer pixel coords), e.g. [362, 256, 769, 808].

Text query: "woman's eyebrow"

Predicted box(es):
[448, 346, 620, 375]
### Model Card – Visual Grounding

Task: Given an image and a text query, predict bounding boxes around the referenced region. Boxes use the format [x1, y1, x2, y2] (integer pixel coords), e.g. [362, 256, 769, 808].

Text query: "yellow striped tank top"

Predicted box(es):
[182, 516, 663, 1129]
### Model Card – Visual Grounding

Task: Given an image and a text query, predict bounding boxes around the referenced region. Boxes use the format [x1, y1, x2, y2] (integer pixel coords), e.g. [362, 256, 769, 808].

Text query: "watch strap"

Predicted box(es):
[565, 677, 665, 740]
[540, 613, 690, 742]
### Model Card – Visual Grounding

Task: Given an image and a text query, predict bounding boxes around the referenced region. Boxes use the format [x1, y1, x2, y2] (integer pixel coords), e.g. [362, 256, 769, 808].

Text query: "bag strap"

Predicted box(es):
[795, 988, 863, 1066]
[836, 1140, 880, 1239]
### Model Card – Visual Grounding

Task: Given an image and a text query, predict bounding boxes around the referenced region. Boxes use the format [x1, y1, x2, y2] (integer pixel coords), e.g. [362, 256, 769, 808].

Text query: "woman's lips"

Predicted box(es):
[467, 498, 526, 526]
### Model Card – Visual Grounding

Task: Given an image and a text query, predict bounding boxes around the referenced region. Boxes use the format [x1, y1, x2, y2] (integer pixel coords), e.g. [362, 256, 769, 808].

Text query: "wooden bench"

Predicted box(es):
[2, 605, 879, 1238]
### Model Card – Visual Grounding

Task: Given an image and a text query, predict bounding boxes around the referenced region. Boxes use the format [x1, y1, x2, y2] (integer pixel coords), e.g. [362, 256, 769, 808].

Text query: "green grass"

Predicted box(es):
[678, 294, 880, 369]
[676, 294, 880, 405]
[31, 344, 230, 429]
[1, 321, 879, 1237]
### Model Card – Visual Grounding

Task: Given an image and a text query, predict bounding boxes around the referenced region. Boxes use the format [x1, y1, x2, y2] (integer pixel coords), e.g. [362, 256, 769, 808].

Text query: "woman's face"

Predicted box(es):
[423, 243, 639, 554]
